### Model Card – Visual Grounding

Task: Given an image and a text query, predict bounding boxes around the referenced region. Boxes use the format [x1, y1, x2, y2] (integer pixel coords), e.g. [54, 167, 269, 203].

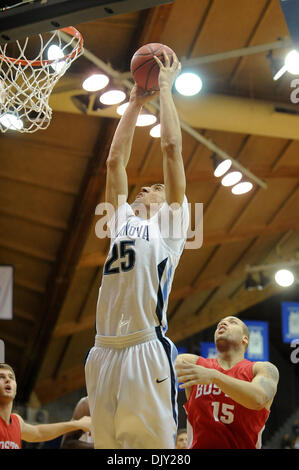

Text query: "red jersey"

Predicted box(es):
[0, 413, 22, 449]
[184, 357, 270, 449]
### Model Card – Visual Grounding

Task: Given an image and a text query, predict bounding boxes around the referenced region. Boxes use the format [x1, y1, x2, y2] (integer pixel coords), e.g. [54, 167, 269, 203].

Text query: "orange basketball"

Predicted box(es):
[130, 43, 175, 91]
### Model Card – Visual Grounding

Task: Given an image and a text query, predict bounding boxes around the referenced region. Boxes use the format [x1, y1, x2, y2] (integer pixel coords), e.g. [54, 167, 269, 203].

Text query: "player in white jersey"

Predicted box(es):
[85, 51, 189, 449]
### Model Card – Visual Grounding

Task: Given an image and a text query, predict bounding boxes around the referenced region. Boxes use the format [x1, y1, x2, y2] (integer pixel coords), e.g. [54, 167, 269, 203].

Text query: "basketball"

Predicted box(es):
[130, 43, 175, 91]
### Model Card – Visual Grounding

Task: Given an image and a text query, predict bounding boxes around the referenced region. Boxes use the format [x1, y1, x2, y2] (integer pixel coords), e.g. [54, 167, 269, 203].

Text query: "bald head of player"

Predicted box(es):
[214, 316, 249, 354]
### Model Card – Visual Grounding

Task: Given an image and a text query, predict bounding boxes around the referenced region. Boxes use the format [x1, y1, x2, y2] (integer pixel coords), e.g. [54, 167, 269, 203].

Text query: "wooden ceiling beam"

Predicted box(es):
[0, 333, 26, 350]
[14, 307, 36, 324]
[34, 364, 86, 405]
[17, 119, 117, 403]
[53, 314, 95, 339]
[0, 207, 67, 232]
[202, 217, 299, 247]
[0, 170, 78, 196]
[0, 238, 55, 263]
[229, 0, 273, 85]
[77, 252, 107, 268]
[15, 279, 45, 295]
[1, 134, 91, 160]
[167, 284, 282, 343]
[135, 3, 175, 47]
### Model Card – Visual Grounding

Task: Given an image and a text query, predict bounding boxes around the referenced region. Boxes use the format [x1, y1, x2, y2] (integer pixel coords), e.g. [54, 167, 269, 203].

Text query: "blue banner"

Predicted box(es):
[281, 302, 299, 343]
[244, 320, 269, 362]
[279, 0, 299, 47]
[200, 342, 217, 358]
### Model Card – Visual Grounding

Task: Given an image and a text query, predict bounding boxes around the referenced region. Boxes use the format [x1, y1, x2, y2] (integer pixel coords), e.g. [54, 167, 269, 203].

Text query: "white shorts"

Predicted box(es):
[85, 327, 178, 449]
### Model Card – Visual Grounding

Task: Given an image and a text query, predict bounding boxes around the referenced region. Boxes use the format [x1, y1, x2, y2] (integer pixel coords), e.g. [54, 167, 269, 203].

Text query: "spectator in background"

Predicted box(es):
[175, 428, 188, 449]
[60, 396, 93, 449]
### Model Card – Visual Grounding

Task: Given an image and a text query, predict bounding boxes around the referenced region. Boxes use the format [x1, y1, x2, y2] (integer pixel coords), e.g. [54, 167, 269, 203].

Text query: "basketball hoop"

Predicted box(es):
[0, 26, 83, 133]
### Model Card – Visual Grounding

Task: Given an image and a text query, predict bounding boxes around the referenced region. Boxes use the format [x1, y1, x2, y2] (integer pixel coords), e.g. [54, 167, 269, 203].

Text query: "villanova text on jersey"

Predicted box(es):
[116, 221, 150, 242]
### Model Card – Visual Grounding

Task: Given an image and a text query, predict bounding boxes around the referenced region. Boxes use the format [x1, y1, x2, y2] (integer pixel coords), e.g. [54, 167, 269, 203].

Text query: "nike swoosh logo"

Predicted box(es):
[156, 377, 169, 384]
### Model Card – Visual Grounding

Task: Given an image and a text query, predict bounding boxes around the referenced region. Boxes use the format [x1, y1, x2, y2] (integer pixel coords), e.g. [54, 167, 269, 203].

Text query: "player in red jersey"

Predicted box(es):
[0, 363, 91, 449]
[175, 316, 279, 449]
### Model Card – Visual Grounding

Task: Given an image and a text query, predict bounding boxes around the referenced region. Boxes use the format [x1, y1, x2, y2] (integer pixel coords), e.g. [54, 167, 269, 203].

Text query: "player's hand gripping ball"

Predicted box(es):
[130, 43, 175, 91]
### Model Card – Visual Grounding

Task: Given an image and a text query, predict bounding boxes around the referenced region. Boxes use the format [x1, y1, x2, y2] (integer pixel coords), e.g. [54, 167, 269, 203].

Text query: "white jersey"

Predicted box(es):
[96, 196, 189, 336]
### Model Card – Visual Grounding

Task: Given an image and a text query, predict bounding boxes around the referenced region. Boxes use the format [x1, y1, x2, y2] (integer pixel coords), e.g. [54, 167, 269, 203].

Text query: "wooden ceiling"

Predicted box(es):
[1, 0, 299, 405]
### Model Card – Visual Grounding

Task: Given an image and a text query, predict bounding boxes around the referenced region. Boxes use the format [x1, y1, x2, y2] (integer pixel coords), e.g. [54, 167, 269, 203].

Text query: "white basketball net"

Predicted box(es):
[0, 27, 83, 133]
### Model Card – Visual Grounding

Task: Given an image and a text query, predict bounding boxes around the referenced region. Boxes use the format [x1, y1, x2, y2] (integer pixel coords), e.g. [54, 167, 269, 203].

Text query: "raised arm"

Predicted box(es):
[176, 360, 279, 410]
[105, 85, 158, 210]
[16, 414, 91, 444]
[154, 51, 186, 206]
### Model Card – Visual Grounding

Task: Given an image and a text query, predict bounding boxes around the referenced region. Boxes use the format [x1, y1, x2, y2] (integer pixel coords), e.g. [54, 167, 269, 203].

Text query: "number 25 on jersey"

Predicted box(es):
[104, 240, 136, 275]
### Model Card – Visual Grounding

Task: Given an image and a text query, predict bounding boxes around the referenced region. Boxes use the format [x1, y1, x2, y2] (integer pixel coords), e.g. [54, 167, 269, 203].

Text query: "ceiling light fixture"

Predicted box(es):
[116, 101, 129, 116]
[47, 44, 66, 73]
[221, 171, 242, 187]
[175, 72, 203, 96]
[0, 112, 23, 130]
[231, 181, 253, 195]
[271, 49, 299, 81]
[82, 73, 110, 92]
[150, 123, 161, 138]
[257, 272, 270, 290]
[210, 153, 232, 177]
[116, 103, 157, 127]
[71, 94, 90, 113]
[136, 112, 157, 127]
[275, 269, 295, 287]
[285, 49, 299, 75]
[99, 88, 126, 106]
[245, 273, 259, 291]
[245, 259, 299, 290]
[245, 271, 270, 291]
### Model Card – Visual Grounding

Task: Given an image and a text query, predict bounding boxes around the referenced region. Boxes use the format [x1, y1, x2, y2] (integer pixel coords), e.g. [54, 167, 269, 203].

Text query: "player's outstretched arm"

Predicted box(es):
[105, 85, 158, 210]
[154, 51, 186, 207]
[16, 414, 91, 443]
